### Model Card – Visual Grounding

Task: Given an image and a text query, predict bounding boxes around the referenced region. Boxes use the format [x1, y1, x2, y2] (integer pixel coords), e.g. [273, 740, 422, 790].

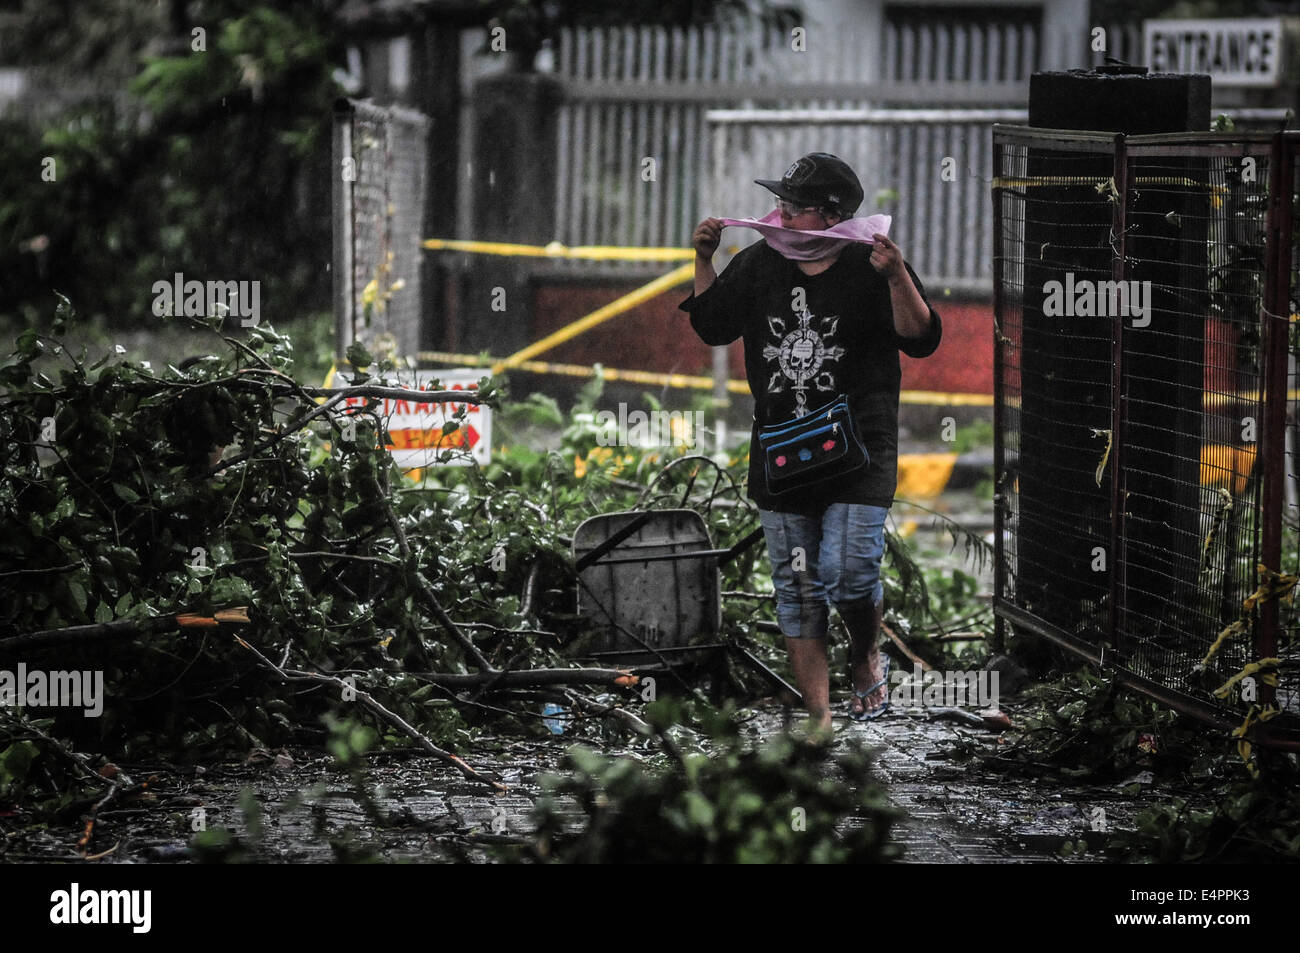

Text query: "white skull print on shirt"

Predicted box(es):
[762, 307, 846, 417]
[681, 240, 943, 508]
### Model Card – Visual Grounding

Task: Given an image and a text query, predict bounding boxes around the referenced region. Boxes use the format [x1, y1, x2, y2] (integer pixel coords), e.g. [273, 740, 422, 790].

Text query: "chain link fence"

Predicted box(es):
[332, 98, 429, 361]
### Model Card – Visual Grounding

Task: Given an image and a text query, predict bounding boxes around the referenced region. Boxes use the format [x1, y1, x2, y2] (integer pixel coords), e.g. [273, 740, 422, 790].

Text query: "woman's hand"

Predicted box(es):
[693, 217, 724, 260]
[870, 233, 903, 279]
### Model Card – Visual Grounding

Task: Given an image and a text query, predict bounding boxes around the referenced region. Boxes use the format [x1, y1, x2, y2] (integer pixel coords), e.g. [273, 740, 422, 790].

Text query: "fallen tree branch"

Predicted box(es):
[414, 668, 639, 689]
[205, 393, 347, 477]
[882, 620, 931, 672]
[0, 608, 249, 655]
[0, 562, 82, 580]
[0, 709, 113, 789]
[232, 634, 507, 793]
[563, 689, 653, 736]
[371, 472, 492, 671]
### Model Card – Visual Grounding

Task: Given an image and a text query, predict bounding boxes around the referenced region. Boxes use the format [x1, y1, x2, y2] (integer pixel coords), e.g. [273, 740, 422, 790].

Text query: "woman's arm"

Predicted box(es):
[693, 217, 723, 297]
[680, 217, 750, 346]
[870, 233, 932, 339]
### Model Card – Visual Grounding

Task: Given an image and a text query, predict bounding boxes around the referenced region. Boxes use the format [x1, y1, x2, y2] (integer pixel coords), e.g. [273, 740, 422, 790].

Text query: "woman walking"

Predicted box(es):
[681, 153, 942, 736]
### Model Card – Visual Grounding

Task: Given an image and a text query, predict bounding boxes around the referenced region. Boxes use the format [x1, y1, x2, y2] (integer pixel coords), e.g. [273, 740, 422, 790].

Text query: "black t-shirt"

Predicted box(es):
[679, 240, 942, 512]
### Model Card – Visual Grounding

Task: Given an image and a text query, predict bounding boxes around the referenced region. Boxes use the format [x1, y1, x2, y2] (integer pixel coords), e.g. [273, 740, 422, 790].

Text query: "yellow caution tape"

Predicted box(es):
[993, 175, 1230, 193]
[899, 390, 994, 407]
[1204, 388, 1300, 407]
[1090, 428, 1112, 487]
[1199, 617, 1249, 670]
[1199, 564, 1299, 668]
[494, 264, 695, 372]
[422, 351, 991, 406]
[1231, 703, 1281, 777]
[1242, 563, 1299, 612]
[1213, 658, 1280, 700]
[420, 350, 750, 394]
[421, 237, 697, 261]
[1200, 486, 1233, 573]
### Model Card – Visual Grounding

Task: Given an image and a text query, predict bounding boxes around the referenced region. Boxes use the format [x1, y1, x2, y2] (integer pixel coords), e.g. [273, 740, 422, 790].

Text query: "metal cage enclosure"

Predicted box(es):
[992, 126, 1300, 748]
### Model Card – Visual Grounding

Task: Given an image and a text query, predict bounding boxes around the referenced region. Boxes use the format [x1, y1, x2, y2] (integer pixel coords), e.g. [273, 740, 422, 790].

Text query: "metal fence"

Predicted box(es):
[992, 125, 1300, 748]
[332, 98, 430, 360]
[705, 108, 1024, 293]
[547, 14, 1042, 280]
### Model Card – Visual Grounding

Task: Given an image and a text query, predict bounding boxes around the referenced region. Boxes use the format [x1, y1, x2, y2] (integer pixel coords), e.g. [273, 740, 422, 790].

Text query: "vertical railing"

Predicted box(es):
[991, 131, 1008, 654]
[332, 99, 355, 361]
[1258, 132, 1295, 710]
[1108, 132, 1128, 661]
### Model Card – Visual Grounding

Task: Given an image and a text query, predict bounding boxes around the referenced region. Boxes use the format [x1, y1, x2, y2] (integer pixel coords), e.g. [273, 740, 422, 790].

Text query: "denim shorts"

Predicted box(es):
[758, 502, 889, 639]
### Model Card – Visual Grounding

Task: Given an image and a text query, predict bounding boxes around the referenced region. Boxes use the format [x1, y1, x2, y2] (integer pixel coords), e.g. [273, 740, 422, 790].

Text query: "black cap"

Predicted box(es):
[755, 153, 864, 217]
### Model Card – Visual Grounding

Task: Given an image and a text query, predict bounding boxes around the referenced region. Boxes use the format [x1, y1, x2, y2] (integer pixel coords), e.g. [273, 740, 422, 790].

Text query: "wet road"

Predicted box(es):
[1, 693, 1182, 863]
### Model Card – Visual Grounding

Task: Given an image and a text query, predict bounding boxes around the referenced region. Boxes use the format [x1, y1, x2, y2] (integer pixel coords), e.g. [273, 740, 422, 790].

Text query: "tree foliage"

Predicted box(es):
[1, 1, 341, 326]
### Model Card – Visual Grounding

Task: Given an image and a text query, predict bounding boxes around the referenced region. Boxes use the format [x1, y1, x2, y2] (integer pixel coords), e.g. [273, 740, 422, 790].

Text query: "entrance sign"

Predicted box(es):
[1144, 19, 1284, 88]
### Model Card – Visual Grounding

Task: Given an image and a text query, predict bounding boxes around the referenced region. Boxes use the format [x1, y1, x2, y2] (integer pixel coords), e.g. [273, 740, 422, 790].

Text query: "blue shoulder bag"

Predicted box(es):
[756, 394, 869, 496]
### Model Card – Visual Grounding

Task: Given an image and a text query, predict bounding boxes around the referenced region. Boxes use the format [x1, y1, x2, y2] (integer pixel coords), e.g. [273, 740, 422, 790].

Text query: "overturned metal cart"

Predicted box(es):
[570, 509, 797, 698]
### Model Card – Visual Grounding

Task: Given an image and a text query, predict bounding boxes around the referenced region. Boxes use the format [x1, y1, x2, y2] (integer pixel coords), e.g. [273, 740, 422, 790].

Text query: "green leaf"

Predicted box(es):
[65, 578, 88, 613]
[53, 291, 75, 334]
[210, 576, 255, 604]
[14, 328, 43, 360]
[191, 828, 234, 850]
[0, 741, 39, 791]
[345, 342, 373, 369]
[683, 790, 715, 829]
[112, 483, 140, 503]
[94, 599, 113, 623]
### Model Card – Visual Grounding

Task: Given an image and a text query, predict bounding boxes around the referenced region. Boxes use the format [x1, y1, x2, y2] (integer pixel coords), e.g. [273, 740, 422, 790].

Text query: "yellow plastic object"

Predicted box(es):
[1200, 443, 1257, 495]
[896, 452, 957, 498]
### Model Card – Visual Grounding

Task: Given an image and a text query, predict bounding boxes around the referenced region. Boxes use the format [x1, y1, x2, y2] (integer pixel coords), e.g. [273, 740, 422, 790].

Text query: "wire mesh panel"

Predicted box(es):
[993, 129, 1118, 655]
[993, 126, 1300, 743]
[1120, 137, 1274, 697]
[332, 98, 429, 360]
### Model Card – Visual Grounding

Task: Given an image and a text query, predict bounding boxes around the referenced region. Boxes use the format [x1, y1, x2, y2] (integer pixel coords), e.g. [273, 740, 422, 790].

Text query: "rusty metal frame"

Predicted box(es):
[991, 130, 1008, 655]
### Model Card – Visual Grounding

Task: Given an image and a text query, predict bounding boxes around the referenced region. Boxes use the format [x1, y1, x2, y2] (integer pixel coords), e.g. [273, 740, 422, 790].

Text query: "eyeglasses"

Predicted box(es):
[776, 198, 824, 217]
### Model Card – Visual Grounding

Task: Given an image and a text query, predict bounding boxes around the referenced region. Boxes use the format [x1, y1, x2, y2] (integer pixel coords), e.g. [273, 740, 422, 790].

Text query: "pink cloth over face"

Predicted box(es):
[717, 210, 893, 262]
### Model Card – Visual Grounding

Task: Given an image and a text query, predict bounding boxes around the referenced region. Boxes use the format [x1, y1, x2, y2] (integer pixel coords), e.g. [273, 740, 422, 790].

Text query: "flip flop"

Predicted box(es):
[849, 653, 891, 722]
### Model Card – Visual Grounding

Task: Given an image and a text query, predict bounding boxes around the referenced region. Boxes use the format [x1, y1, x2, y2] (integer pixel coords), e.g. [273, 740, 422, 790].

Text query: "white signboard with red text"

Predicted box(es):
[332, 368, 491, 467]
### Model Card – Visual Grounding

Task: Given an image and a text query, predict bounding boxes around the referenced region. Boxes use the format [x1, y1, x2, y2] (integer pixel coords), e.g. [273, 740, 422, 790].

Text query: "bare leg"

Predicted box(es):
[785, 636, 832, 733]
[843, 598, 887, 718]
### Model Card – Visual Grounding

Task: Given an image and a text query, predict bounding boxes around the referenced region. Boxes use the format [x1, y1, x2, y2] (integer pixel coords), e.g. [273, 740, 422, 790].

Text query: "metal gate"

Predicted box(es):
[992, 125, 1300, 748]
